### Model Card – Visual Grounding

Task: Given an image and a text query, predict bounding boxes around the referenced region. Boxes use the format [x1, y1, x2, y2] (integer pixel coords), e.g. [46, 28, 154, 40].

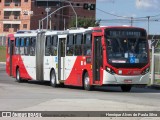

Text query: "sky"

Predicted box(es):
[96, 0, 160, 34]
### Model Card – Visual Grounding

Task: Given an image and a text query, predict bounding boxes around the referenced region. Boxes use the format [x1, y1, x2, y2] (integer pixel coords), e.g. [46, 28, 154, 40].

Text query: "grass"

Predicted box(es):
[149, 79, 160, 85]
[0, 46, 6, 62]
[155, 79, 160, 85]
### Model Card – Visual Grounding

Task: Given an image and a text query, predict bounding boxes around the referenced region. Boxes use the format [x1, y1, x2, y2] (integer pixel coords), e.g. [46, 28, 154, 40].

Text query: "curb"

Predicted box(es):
[149, 85, 160, 90]
[0, 62, 6, 64]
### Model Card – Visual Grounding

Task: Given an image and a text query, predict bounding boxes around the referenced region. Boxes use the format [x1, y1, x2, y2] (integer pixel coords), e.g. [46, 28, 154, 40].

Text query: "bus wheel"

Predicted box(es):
[121, 85, 132, 92]
[84, 73, 93, 91]
[16, 68, 21, 82]
[50, 70, 57, 87]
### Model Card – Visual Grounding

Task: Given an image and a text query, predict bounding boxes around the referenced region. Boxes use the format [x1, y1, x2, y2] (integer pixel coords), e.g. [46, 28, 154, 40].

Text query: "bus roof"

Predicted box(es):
[14, 32, 37, 37]
[67, 28, 92, 34]
[45, 30, 63, 36]
[44, 28, 92, 36]
[93, 26, 146, 31]
[16, 30, 38, 34]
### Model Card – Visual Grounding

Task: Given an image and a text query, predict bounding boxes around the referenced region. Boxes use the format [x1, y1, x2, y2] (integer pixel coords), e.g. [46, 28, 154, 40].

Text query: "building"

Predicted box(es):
[0, 0, 31, 34]
[0, 0, 96, 35]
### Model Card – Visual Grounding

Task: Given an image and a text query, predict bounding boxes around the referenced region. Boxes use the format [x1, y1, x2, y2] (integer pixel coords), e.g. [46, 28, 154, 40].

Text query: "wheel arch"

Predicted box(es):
[15, 65, 19, 76]
[82, 69, 88, 86]
[15, 65, 22, 82]
[50, 68, 55, 78]
[50, 67, 60, 84]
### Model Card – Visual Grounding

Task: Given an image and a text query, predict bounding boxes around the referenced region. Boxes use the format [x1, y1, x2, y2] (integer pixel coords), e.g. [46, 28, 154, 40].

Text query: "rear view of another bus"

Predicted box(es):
[6, 34, 15, 76]
[6, 31, 38, 81]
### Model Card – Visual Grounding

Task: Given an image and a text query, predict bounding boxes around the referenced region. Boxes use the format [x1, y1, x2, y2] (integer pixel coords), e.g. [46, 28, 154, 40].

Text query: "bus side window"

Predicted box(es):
[45, 36, 51, 56]
[66, 34, 74, 56]
[25, 37, 30, 55]
[20, 38, 25, 55]
[83, 33, 92, 56]
[51, 36, 58, 56]
[30, 37, 36, 56]
[75, 34, 82, 56]
[15, 37, 20, 54]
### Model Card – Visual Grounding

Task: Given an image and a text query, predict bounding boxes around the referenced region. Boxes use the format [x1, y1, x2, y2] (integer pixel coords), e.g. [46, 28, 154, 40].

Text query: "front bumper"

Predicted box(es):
[102, 70, 150, 85]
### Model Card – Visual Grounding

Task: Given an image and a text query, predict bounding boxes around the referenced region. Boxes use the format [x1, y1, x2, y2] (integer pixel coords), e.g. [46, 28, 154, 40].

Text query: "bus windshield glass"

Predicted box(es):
[105, 28, 149, 68]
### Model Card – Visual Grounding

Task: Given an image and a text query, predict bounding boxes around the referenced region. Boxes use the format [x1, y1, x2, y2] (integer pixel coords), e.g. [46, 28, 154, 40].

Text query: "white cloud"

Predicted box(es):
[136, 0, 160, 10]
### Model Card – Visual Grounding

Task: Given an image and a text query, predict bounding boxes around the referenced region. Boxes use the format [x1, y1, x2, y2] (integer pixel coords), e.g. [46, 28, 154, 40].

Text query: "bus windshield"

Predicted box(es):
[105, 28, 149, 68]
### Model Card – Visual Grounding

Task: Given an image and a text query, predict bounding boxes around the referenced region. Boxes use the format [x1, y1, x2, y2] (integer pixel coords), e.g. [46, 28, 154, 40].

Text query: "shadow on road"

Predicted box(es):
[1, 70, 160, 93]
[20, 80, 160, 93]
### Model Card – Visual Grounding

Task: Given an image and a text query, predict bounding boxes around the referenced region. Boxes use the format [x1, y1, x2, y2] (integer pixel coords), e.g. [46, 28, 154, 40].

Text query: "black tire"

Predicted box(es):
[121, 85, 132, 92]
[83, 73, 93, 91]
[16, 68, 22, 82]
[59, 83, 65, 88]
[50, 70, 57, 87]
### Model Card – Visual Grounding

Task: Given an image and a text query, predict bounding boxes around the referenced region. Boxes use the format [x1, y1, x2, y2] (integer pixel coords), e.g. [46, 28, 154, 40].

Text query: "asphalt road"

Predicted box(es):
[0, 63, 160, 120]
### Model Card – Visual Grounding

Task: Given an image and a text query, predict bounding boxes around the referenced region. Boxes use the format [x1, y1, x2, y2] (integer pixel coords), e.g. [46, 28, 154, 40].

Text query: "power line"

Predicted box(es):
[95, 18, 160, 24]
[96, 7, 160, 19]
[96, 8, 131, 19]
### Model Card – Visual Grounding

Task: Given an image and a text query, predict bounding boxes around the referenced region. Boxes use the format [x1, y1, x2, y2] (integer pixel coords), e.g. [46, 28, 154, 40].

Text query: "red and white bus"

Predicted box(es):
[6, 26, 150, 92]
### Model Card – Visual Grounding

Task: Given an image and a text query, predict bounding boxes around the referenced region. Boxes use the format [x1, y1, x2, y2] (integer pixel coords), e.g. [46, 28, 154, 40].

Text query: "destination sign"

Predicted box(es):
[109, 31, 141, 37]
[105, 29, 146, 37]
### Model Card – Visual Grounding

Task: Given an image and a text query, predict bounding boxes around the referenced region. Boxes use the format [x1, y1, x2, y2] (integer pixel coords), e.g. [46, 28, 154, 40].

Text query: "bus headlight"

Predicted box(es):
[141, 68, 150, 75]
[106, 67, 115, 75]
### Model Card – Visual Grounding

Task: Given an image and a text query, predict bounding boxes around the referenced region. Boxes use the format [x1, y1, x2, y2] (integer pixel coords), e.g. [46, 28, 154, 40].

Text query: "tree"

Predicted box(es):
[69, 18, 100, 28]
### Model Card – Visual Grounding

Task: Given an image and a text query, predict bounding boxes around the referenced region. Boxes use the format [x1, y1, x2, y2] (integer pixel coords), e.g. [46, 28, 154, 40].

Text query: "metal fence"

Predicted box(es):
[150, 38, 160, 85]
[0, 35, 6, 46]
[154, 54, 160, 78]
[151, 48, 160, 85]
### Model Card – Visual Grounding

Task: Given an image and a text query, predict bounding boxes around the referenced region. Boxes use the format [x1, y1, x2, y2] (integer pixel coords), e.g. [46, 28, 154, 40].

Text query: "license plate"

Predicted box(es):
[124, 79, 132, 83]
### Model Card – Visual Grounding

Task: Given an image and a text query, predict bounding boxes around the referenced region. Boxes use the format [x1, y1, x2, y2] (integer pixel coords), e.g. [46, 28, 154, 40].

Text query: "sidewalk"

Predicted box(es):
[0, 62, 6, 71]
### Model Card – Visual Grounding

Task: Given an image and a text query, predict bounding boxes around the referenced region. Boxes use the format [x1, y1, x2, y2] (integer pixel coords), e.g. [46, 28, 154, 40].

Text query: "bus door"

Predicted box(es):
[58, 36, 66, 81]
[9, 40, 14, 76]
[92, 34, 103, 83]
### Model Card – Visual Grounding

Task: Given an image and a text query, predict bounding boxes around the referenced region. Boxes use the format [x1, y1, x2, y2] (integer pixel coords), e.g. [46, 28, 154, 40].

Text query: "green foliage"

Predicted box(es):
[0, 46, 6, 62]
[156, 79, 160, 84]
[156, 41, 160, 48]
[69, 18, 100, 28]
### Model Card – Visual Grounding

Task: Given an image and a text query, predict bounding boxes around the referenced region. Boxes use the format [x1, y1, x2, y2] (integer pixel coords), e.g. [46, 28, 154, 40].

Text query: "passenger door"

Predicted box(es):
[92, 33, 103, 83]
[58, 35, 66, 81]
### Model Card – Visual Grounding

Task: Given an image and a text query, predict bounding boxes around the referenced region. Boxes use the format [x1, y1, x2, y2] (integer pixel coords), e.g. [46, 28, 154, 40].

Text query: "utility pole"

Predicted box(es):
[49, 16, 52, 30]
[45, 4, 51, 29]
[39, 0, 77, 30]
[151, 36, 155, 85]
[64, 18, 66, 30]
[131, 17, 133, 26]
[147, 16, 150, 35]
[63, 0, 77, 28]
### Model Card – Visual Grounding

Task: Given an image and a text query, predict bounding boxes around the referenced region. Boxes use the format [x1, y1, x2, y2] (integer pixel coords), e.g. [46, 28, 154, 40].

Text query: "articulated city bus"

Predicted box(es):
[6, 26, 150, 92]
